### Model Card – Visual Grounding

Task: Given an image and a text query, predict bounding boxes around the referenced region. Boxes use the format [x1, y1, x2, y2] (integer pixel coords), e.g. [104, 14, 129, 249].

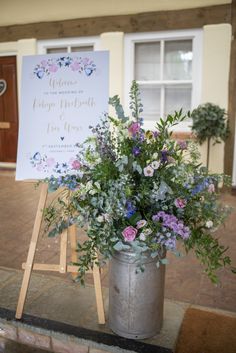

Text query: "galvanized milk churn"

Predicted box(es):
[109, 249, 165, 339]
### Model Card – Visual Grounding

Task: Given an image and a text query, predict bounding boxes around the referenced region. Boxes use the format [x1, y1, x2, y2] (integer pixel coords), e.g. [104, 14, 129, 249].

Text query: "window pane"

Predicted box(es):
[46, 47, 68, 54]
[164, 40, 192, 80]
[139, 85, 161, 121]
[164, 85, 191, 116]
[71, 46, 94, 52]
[135, 42, 161, 80]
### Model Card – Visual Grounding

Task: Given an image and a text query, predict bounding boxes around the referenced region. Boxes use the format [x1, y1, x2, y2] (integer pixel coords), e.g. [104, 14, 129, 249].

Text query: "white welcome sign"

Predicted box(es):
[16, 51, 109, 180]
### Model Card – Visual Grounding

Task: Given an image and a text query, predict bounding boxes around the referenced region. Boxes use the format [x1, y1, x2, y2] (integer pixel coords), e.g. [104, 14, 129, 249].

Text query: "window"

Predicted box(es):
[124, 30, 202, 131]
[37, 36, 100, 54]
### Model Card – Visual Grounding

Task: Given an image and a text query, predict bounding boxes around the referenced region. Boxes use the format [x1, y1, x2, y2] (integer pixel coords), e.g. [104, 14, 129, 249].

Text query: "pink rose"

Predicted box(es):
[128, 122, 141, 135]
[174, 198, 187, 209]
[71, 61, 81, 71]
[46, 157, 55, 168]
[48, 64, 58, 73]
[208, 184, 215, 193]
[122, 226, 137, 242]
[40, 60, 47, 67]
[36, 164, 43, 171]
[71, 160, 81, 170]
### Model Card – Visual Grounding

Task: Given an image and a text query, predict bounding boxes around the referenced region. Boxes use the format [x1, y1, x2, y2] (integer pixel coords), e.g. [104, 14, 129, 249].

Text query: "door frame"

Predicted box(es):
[0, 47, 18, 167]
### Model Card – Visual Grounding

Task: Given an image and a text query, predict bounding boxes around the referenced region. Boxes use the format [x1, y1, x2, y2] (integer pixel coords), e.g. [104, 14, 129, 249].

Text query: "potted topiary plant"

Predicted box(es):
[191, 103, 229, 169]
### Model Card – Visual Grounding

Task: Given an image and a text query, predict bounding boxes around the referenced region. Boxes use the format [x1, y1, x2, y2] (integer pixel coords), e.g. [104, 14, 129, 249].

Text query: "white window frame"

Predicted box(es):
[124, 29, 203, 131]
[37, 36, 101, 54]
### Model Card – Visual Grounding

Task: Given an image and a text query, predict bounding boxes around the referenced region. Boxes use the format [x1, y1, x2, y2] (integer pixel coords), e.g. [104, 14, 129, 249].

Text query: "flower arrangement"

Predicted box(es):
[44, 81, 233, 284]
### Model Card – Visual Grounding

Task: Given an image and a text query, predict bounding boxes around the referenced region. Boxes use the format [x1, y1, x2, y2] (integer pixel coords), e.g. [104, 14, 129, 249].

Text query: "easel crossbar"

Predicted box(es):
[22, 263, 93, 274]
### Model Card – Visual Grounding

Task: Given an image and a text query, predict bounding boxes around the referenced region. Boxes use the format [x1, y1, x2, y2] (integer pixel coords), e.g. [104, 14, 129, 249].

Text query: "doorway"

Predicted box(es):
[0, 56, 18, 163]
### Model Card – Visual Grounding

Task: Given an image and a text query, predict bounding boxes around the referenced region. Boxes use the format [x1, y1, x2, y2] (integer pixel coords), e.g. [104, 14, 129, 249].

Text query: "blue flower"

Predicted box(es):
[132, 146, 141, 156]
[161, 150, 168, 163]
[125, 200, 136, 218]
[34, 68, 44, 79]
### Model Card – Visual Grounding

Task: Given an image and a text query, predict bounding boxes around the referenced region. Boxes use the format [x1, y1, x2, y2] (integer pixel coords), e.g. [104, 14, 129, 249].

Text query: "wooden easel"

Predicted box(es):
[15, 183, 105, 324]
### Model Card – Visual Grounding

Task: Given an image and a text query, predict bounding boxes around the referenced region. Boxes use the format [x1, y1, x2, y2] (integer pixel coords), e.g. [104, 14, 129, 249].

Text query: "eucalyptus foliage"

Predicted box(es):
[43, 82, 233, 284]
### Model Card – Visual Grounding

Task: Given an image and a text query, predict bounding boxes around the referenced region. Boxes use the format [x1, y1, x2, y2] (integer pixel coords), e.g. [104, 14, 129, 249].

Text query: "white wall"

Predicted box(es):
[0, 24, 232, 174]
[199, 24, 231, 173]
[100, 33, 124, 102]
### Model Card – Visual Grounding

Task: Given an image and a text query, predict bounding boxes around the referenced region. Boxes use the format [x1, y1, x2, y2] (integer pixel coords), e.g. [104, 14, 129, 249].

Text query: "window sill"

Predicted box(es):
[171, 131, 194, 140]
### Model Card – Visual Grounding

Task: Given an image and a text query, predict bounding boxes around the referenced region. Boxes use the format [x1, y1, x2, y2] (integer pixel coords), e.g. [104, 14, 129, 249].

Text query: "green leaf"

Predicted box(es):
[160, 258, 169, 265]
[48, 183, 59, 193]
[132, 161, 142, 174]
[109, 96, 128, 122]
[151, 251, 159, 258]
[129, 212, 142, 226]
[113, 241, 131, 251]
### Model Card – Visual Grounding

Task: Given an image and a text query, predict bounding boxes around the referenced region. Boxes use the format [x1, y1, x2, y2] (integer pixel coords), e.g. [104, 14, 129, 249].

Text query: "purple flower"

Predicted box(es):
[152, 211, 191, 240]
[153, 131, 160, 138]
[165, 238, 176, 250]
[132, 146, 141, 156]
[161, 150, 169, 163]
[177, 140, 188, 150]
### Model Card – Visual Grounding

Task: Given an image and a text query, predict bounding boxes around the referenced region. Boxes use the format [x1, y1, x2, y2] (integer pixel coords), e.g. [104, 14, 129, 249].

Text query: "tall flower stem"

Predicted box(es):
[207, 137, 211, 170]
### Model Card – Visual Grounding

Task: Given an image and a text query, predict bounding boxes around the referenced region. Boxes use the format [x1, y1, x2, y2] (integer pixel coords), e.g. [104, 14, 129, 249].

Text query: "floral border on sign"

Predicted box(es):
[33, 56, 96, 79]
[30, 152, 81, 176]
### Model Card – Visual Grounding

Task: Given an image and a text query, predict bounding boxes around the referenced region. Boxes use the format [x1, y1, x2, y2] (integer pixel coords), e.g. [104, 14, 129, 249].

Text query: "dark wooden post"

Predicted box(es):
[224, 0, 236, 177]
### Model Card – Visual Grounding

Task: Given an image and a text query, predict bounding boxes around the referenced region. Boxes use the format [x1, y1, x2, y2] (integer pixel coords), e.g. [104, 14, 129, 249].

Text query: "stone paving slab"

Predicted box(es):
[0, 336, 53, 353]
[0, 266, 184, 350]
[1, 173, 236, 314]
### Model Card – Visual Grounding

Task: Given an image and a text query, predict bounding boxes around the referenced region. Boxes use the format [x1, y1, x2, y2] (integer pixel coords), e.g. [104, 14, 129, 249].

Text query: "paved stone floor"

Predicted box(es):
[0, 336, 52, 353]
[0, 170, 235, 313]
[0, 169, 236, 352]
[0, 266, 187, 350]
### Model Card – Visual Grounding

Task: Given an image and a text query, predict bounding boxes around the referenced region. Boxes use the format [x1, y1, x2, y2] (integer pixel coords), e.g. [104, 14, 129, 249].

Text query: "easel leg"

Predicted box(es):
[69, 224, 78, 280]
[93, 259, 105, 324]
[59, 229, 68, 274]
[15, 183, 48, 319]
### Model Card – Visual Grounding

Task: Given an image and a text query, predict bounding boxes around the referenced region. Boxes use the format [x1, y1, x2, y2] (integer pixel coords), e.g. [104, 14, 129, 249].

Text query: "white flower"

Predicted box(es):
[153, 152, 158, 159]
[136, 220, 147, 229]
[151, 160, 160, 170]
[97, 215, 104, 223]
[139, 233, 146, 241]
[143, 228, 152, 236]
[144, 165, 154, 177]
[103, 213, 111, 222]
[205, 220, 213, 228]
[85, 180, 93, 191]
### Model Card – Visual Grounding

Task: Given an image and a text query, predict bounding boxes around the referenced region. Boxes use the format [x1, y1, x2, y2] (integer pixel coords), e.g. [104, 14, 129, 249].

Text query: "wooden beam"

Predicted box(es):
[0, 4, 231, 43]
[22, 262, 93, 274]
[224, 0, 236, 177]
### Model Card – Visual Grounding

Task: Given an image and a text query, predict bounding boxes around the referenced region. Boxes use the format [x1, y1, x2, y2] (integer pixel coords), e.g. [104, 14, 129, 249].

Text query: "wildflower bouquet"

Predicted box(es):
[44, 81, 232, 283]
